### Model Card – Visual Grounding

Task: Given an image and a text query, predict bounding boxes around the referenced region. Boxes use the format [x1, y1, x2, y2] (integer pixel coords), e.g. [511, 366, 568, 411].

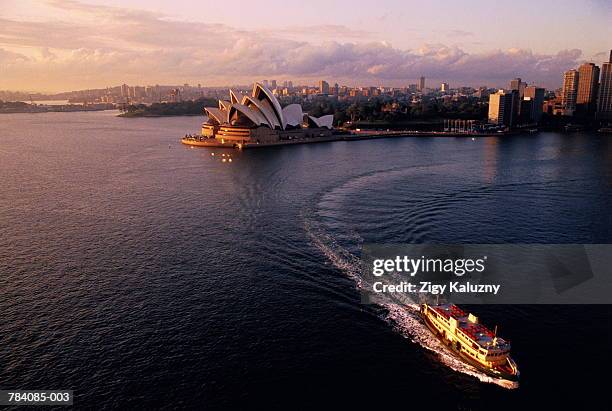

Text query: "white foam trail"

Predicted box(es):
[304, 214, 518, 390]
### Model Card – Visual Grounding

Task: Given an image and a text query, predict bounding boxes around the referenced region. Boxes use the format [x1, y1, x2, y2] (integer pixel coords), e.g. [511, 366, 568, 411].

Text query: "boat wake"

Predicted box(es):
[304, 211, 518, 390]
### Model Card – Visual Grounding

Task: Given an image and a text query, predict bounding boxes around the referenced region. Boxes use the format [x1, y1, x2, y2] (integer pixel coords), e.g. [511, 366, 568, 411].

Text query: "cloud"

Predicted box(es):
[0, 0, 590, 91]
[271, 25, 376, 41]
[444, 30, 474, 38]
[0, 48, 29, 64]
[592, 50, 611, 61]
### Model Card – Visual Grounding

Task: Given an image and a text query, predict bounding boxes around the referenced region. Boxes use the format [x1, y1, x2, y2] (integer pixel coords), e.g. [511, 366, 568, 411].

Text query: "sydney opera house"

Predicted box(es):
[199, 82, 334, 147]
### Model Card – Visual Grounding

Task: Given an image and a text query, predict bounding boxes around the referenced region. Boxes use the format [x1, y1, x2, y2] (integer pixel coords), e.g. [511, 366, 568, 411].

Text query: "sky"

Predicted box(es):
[0, 0, 611, 92]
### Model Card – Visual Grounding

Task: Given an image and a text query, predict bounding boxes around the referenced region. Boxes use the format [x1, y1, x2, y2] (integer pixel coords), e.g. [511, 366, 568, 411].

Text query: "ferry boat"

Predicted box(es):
[420, 303, 520, 382]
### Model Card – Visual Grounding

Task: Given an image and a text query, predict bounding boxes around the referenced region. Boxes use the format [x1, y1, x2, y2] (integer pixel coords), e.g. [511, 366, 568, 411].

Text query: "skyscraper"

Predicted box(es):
[319, 80, 330, 95]
[440, 82, 449, 92]
[270, 79, 277, 90]
[523, 86, 545, 123]
[418, 76, 426, 91]
[561, 69, 579, 114]
[597, 50, 612, 121]
[510, 78, 526, 98]
[488, 90, 517, 127]
[577, 62, 600, 114]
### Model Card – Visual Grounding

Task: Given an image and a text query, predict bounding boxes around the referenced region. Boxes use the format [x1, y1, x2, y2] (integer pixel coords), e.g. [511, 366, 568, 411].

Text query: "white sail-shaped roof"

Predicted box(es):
[229, 89, 246, 104]
[282, 104, 303, 127]
[228, 103, 269, 127]
[241, 95, 280, 129]
[204, 107, 227, 124]
[252, 83, 285, 129]
[307, 115, 334, 129]
[316, 115, 334, 129]
[218, 100, 232, 111]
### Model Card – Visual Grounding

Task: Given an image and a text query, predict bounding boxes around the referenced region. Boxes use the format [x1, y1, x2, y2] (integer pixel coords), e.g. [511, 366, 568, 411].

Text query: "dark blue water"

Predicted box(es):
[0, 111, 610, 409]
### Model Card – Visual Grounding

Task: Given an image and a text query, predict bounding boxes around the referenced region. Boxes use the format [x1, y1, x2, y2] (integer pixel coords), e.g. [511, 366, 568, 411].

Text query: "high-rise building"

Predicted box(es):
[270, 80, 277, 90]
[523, 86, 545, 123]
[509, 78, 527, 98]
[576, 63, 600, 114]
[120, 84, 129, 97]
[561, 69, 579, 114]
[262, 80, 269, 88]
[418, 76, 426, 91]
[597, 50, 612, 121]
[332, 83, 339, 95]
[488, 90, 517, 126]
[319, 80, 330, 95]
[440, 82, 449, 92]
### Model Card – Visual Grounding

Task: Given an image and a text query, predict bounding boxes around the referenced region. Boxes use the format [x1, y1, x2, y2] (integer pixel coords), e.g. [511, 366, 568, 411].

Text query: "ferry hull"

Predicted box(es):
[420, 307, 520, 383]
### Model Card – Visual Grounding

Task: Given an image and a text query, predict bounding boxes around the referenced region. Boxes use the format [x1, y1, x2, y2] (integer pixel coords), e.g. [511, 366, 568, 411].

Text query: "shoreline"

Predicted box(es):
[181, 129, 534, 149]
[117, 113, 202, 118]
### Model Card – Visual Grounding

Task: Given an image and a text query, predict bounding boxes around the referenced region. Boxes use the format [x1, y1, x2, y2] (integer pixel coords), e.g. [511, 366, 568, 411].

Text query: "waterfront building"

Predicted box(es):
[543, 97, 565, 116]
[519, 98, 534, 124]
[523, 86, 545, 123]
[597, 50, 612, 121]
[488, 90, 517, 127]
[202, 82, 333, 147]
[509, 78, 527, 119]
[561, 69, 579, 114]
[577, 63, 600, 115]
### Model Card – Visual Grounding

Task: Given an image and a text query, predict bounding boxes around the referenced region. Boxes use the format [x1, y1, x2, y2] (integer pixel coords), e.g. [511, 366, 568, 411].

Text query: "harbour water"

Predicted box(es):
[0, 111, 610, 409]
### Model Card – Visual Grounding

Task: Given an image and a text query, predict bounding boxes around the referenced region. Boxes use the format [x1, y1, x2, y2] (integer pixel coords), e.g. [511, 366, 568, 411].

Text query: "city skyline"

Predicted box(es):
[1, 0, 611, 92]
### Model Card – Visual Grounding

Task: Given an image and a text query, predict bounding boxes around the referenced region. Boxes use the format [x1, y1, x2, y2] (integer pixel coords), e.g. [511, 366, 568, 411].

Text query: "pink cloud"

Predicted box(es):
[0, 1, 593, 91]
